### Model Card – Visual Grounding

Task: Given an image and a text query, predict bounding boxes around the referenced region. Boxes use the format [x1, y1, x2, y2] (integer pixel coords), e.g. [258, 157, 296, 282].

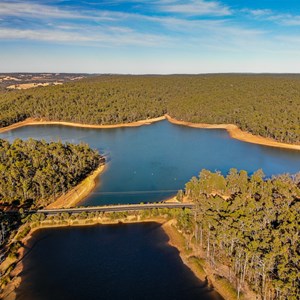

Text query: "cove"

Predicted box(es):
[16, 223, 223, 300]
[1, 120, 300, 205]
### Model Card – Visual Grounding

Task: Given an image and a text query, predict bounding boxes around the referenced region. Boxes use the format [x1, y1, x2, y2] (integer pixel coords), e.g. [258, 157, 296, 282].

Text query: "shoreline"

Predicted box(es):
[0, 217, 217, 300]
[46, 164, 106, 209]
[0, 115, 299, 151]
[165, 114, 300, 151]
[0, 116, 166, 133]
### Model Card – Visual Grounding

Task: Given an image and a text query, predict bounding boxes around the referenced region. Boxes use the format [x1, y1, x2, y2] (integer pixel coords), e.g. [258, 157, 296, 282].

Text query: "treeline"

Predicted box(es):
[1, 75, 300, 144]
[178, 169, 300, 299]
[0, 76, 167, 127]
[0, 138, 103, 208]
[0, 211, 21, 260]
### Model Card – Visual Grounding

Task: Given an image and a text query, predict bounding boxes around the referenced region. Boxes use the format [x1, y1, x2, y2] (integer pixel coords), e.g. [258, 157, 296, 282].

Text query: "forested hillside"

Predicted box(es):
[0, 74, 300, 144]
[0, 76, 167, 126]
[178, 169, 300, 299]
[0, 138, 103, 208]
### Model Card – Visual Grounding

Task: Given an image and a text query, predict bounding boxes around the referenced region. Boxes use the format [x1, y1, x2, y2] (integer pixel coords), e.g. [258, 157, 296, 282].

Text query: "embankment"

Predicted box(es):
[46, 164, 105, 209]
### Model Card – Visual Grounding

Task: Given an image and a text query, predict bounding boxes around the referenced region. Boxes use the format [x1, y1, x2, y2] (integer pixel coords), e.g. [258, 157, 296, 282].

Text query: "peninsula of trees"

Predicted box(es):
[178, 169, 300, 299]
[0, 74, 300, 144]
[0, 138, 103, 208]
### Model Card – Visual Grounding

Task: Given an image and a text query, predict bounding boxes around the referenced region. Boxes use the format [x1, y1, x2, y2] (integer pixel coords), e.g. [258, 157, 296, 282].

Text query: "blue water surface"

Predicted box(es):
[1, 120, 299, 205]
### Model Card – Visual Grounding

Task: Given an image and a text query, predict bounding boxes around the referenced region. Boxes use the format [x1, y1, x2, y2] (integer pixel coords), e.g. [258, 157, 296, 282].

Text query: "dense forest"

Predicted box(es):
[177, 169, 300, 299]
[0, 138, 103, 208]
[0, 74, 300, 144]
[0, 138, 103, 274]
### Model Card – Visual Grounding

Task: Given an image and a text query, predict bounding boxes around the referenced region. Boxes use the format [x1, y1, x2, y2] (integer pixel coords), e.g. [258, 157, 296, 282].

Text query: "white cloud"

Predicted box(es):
[0, 1, 122, 21]
[0, 27, 173, 47]
[157, 0, 232, 16]
[0, 1, 267, 53]
[0, 28, 92, 42]
[0, 2, 79, 19]
[243, 8, 300, 27]
[0, 0, 299, 57]
[244, 9, 272, 17]
[275, 15, 300, 26]
[2, 1, 300, 73]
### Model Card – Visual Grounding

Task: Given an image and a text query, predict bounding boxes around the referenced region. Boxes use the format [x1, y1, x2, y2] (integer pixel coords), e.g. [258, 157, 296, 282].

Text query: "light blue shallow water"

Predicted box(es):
[1, 120, 300, 205]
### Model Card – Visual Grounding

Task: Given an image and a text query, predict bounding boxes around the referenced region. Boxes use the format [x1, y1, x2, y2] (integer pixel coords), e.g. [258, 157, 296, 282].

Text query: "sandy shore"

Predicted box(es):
[165, 114, 300, 151]
[46, 164, 106, 209]
[163, 196, 179, 203]
[0, 116, 166, 134]
[1, 114, 299, 151]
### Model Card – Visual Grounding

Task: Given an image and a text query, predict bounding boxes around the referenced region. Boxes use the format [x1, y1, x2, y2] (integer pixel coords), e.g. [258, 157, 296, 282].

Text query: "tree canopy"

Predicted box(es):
[179, 169, 300, 299]
[0, 74, 299, 144]
[0, 138, 103, 208]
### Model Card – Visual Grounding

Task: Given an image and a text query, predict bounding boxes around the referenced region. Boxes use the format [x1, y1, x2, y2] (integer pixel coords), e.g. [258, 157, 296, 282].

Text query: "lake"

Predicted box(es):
[16, 223, 223, 300]
[2, 120, 300, 300]
[1, 120, 300, 205]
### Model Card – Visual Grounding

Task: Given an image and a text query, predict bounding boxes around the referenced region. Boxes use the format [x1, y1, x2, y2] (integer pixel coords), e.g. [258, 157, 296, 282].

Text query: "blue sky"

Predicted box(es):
[1, 0, 300, 73]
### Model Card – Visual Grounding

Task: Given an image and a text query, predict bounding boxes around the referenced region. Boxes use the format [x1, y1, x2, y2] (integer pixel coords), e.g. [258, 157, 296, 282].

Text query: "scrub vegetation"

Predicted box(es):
[1, 74, 300, 144]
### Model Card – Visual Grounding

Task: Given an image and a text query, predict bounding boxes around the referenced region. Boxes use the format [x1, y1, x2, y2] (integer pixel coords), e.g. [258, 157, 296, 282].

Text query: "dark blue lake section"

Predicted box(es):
[16, 223, 223, 300]
[1, 120, 300, 205]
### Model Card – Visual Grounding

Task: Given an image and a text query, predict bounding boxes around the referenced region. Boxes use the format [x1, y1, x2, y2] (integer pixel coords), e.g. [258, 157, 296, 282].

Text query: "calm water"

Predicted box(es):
[3, 121, 300, 299]
[1, 120, 300, 205]
[16, 223, 223, 300]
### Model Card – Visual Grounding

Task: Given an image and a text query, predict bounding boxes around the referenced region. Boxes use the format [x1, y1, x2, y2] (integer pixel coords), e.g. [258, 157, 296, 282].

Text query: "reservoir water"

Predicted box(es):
[1, 120, 300, 205]
[2, 120, 300, 300]
[16, 223, 223, 300]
